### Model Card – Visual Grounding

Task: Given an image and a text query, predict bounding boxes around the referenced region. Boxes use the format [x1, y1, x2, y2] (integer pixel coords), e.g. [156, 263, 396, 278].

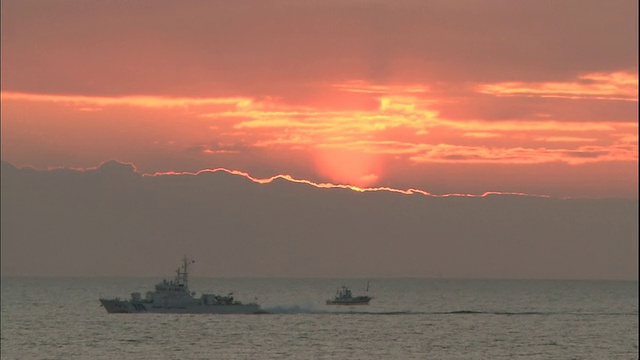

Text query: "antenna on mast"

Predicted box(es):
[177, 255, 195, 288]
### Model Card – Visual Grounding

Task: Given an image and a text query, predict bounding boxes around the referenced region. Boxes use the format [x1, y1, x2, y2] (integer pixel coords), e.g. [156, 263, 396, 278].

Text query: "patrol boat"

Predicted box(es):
[326, 284, 372, 305]
[99, 257, 261, 314]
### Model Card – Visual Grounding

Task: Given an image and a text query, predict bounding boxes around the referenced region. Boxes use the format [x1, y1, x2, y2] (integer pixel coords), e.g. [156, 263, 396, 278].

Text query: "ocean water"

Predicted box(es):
[1, 277, 637, 359]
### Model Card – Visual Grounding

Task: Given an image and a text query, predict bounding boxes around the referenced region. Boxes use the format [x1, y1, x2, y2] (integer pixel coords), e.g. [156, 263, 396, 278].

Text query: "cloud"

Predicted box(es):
[2, 1, 637, 97]
[477, 71, 638, 101]
[1, 160, 637, 279]
[537, 136, 598, 143]
[1, 91, 250, 109]
[409, 144, 637, 165]
[2, 87, 637, 172]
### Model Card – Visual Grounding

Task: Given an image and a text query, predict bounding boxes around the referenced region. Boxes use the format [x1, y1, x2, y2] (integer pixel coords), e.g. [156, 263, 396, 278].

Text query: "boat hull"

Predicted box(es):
[99, 298, 262, 314]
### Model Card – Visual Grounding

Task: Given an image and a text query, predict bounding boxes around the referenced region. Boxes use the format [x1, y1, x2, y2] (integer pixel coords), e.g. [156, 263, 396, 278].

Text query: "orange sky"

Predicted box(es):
[1, 0, 638, 198]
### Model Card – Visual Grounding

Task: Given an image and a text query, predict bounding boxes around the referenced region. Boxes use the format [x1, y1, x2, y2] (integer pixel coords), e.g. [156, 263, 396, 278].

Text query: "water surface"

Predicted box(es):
[1, 277, 637, 359]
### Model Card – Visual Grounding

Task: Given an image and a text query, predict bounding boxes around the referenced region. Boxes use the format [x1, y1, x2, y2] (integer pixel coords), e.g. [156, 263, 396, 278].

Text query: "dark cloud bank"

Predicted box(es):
[2, 0, 637, 97]
[1, 160, 637, 280]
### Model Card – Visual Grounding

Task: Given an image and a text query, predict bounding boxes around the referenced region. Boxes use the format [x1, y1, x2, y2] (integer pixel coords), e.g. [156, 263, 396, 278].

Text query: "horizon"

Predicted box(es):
[2, 275, 637, 282]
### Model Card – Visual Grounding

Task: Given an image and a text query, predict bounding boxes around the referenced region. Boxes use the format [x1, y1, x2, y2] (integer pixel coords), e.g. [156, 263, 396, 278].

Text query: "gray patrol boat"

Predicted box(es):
[99, 256, 261, 314]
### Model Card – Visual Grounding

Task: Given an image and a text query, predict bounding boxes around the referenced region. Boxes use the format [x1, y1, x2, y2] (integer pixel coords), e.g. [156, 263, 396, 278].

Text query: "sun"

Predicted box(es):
[314, 148, 382, 188]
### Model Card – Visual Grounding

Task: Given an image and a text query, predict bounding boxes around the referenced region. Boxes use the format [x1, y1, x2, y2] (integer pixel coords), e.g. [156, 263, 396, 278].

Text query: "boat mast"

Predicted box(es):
[177, 256, 195, 288]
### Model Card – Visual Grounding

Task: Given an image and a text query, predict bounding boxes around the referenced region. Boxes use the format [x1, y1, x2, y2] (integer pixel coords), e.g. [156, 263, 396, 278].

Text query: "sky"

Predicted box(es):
[0, 1, 638, 279]
[1, 0, 637, 198]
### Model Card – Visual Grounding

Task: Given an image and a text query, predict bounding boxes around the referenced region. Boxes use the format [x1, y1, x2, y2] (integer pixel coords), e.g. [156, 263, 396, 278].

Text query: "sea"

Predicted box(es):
[1, 277, 637, 359]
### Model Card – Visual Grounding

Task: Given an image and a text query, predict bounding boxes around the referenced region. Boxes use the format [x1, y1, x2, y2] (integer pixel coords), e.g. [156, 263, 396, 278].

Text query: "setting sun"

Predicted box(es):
[314, 148, 382, 187]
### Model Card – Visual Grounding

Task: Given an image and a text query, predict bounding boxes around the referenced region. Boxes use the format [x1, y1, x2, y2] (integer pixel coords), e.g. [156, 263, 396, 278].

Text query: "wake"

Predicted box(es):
[257, 306, 637, 317]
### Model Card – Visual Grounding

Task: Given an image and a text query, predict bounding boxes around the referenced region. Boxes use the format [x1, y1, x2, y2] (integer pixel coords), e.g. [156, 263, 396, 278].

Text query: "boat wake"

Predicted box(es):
[261, 305, 331, 314]
[260, 306, 418, 315]
[256, 307, 636, 316]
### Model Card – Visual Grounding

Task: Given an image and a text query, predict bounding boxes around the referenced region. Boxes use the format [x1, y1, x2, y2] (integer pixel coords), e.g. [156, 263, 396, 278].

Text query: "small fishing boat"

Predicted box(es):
[326, 283, 372, 305]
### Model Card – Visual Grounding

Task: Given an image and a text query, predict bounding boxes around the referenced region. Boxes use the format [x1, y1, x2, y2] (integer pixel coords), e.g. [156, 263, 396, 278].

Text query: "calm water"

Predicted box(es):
[1, 277, 637, 359]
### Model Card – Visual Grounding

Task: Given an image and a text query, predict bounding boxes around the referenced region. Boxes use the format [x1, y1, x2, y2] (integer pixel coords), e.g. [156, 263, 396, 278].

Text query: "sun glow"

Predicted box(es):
[314, 148, 382, 187]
